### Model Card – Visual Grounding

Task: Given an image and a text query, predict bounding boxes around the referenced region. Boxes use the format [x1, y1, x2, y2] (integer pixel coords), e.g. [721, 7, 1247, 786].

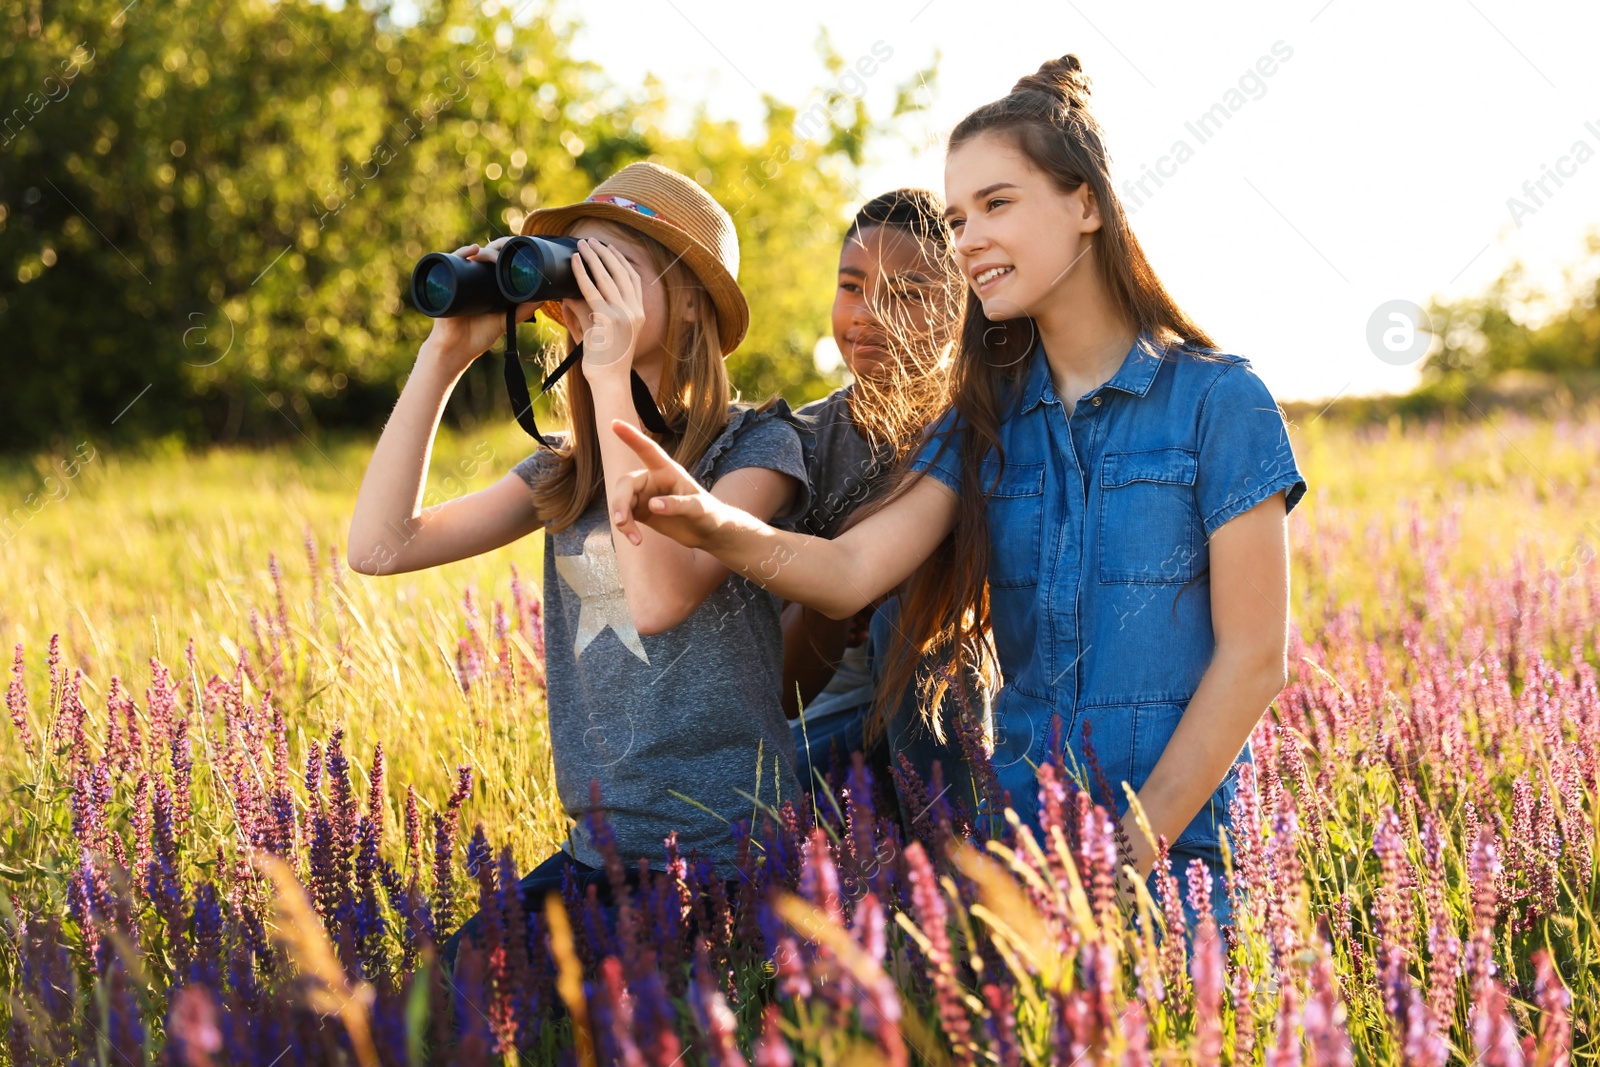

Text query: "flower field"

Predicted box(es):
[2, 406, 1599, 1065]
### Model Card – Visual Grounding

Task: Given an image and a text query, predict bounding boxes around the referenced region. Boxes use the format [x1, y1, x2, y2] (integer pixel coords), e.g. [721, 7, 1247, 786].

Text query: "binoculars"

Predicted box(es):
[407, 232, 676, 446]
[409, 234, 583, 317]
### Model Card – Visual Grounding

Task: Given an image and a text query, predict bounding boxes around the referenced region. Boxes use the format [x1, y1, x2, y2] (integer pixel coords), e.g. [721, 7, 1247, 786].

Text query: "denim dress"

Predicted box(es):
[904, 330, 1307, 931]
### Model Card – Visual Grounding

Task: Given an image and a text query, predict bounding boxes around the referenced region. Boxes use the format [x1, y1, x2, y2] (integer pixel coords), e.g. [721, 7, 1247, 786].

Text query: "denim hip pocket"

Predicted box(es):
[1130, 701, 1245, 852]
[981, 458, 1046, 588]
[1098, 447, 1202, 584]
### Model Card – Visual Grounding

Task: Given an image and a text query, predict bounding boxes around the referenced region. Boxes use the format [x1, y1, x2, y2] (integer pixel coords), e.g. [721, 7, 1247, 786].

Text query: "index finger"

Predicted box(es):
[611, 419, 676, 471]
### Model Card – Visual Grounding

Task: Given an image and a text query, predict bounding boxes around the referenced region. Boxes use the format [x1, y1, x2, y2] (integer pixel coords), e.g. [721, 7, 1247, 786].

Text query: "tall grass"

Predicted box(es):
[1, 408, 1598, 1064]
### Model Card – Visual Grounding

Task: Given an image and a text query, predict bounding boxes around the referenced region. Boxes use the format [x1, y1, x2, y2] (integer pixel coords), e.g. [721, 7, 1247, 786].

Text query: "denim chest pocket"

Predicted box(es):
[980, 458, 1045, 588]
[1098, 447, 1203, 584]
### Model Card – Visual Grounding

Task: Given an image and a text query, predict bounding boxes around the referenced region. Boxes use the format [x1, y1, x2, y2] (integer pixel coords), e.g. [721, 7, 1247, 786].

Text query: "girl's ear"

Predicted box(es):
[1078, 185, 1106, 235]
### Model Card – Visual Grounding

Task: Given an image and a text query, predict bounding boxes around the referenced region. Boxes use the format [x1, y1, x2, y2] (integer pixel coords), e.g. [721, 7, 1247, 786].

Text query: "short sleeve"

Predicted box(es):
[511, 432, 568, 492]
[1193, 362, 1307, 539]
[908, 407, 964, 495]
[697, 400, 815, 528]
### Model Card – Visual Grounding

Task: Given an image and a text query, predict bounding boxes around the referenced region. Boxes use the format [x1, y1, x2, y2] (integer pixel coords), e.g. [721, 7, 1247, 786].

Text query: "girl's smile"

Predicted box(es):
[973, 263, 1015, 292]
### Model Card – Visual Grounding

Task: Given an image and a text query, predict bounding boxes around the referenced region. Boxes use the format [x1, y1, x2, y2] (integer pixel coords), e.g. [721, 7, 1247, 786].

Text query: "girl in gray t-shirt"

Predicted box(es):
[513, 411, 810, 872]
[347, 163, 810, 963]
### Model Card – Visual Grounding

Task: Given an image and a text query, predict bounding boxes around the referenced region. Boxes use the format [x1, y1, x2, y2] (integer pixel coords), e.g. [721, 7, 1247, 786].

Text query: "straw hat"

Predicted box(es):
[518, 161, 749, 356]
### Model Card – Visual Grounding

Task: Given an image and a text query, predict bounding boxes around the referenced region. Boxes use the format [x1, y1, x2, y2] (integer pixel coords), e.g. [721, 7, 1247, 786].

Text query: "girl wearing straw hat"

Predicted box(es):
[348, 161, 812, 957]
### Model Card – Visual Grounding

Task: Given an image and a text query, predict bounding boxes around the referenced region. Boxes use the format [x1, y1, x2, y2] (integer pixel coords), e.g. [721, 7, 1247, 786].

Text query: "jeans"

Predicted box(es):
[1142, 836, 1237, 955]
[440, 847, 748, 975]
[440, 848, 624, 973]
[791, 706, 868, 797]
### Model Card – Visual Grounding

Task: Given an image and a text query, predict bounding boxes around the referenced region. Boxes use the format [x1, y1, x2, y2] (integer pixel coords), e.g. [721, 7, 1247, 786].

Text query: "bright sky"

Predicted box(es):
[549, 0, 1600, 402]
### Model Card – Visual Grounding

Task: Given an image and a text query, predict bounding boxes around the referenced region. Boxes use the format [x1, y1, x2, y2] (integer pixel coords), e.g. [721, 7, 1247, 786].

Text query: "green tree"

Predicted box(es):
[1422, 230, 1600, 385]
[0, 0, 935, 453]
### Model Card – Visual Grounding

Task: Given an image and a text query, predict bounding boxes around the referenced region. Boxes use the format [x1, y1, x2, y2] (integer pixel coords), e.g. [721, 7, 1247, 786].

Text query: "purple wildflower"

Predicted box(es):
[404, 784, 422, 878]
[354, 815, 386, 978]
[494, 843, 538, 1048]
[56, 667, 88, 767]
[452, 939, 494, 1067]
[982, 983, 1019, 1066]
[304, 738, 323, 798]
[1123, 999, 1152, 1067]
[304, 525, 322, 620]
[1526, 948, 1572, 1065]
[1470, 976, 1524, 1067]
[1303, 921, 1355, 1067]
[511, 564, 547, 686]
[1079, 718, 1135, 883]
[190, 881, 225, 991]
[1420, 812, 1463, 1033]
[170, 716, 193, 837]
[1266, 972, 1302, 1067]
[456, 636, 482, 695]
[1189, 889, 1225, 1067]
[1151, 834, 1189, 1001]
[105, 952, 145, 1062]
[1467, 825, 1502, 994]
[365, 742, 386, 839]
[268, 550, 294, 671]
[8, 643, 36, 757]
[426, 765, 471, 931]
[946, 667, 1002, 834]
[905, 840, 971, 1061]
[325, 728, 357, 852]
[493, 599, 518, 700]
[1232, 948, 1257, 1067]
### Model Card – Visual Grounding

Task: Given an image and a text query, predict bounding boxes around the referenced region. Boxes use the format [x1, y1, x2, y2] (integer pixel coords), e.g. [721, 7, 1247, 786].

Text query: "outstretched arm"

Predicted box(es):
[607, 418, 958, 619]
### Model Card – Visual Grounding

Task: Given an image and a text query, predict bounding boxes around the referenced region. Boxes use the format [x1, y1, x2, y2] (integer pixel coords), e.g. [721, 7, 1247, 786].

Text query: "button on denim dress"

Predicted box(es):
[908, 330, 1307, 928]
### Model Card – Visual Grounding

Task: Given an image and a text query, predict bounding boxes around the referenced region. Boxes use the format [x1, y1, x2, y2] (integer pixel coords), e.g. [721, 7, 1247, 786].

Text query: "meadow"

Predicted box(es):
[2, 400, 1599, 1065]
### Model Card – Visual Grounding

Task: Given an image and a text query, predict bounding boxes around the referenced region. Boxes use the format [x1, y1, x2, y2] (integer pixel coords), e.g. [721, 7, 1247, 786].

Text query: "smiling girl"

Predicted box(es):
[603, 59, 1307, 935]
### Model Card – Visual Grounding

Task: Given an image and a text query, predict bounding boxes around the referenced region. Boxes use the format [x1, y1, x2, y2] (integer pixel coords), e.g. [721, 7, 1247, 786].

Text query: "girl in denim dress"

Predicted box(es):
[604, 58, 1307, 941]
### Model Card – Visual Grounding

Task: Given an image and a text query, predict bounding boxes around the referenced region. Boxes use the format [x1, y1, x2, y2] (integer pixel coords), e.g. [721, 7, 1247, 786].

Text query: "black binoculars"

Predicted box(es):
[407, 232, 674, 448]
[409, 234, 583, 317]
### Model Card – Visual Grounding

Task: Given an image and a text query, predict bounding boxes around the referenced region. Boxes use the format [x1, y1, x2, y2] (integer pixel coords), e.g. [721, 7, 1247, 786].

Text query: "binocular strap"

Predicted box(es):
[501, 308, 675, 450]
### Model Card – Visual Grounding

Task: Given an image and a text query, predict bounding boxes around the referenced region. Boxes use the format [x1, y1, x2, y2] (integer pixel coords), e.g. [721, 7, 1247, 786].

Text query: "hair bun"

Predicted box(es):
[1012, 55, 1092, 111]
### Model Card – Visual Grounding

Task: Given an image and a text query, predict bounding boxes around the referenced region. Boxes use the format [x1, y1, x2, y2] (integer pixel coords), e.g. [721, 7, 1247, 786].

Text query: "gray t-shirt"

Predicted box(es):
[794, 385, 898, 540]
[791, 386, 899, 723]
[513, 401, 813, 872]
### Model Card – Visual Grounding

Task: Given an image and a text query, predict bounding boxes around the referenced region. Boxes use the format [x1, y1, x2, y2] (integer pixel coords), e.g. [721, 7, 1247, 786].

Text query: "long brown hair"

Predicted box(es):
[532, 217, 735, 531]
[861, 54, 1226, 744]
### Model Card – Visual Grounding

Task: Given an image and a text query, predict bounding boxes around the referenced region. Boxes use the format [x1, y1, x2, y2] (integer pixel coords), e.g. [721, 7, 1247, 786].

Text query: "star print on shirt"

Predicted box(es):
[553, 525, 651, 665]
